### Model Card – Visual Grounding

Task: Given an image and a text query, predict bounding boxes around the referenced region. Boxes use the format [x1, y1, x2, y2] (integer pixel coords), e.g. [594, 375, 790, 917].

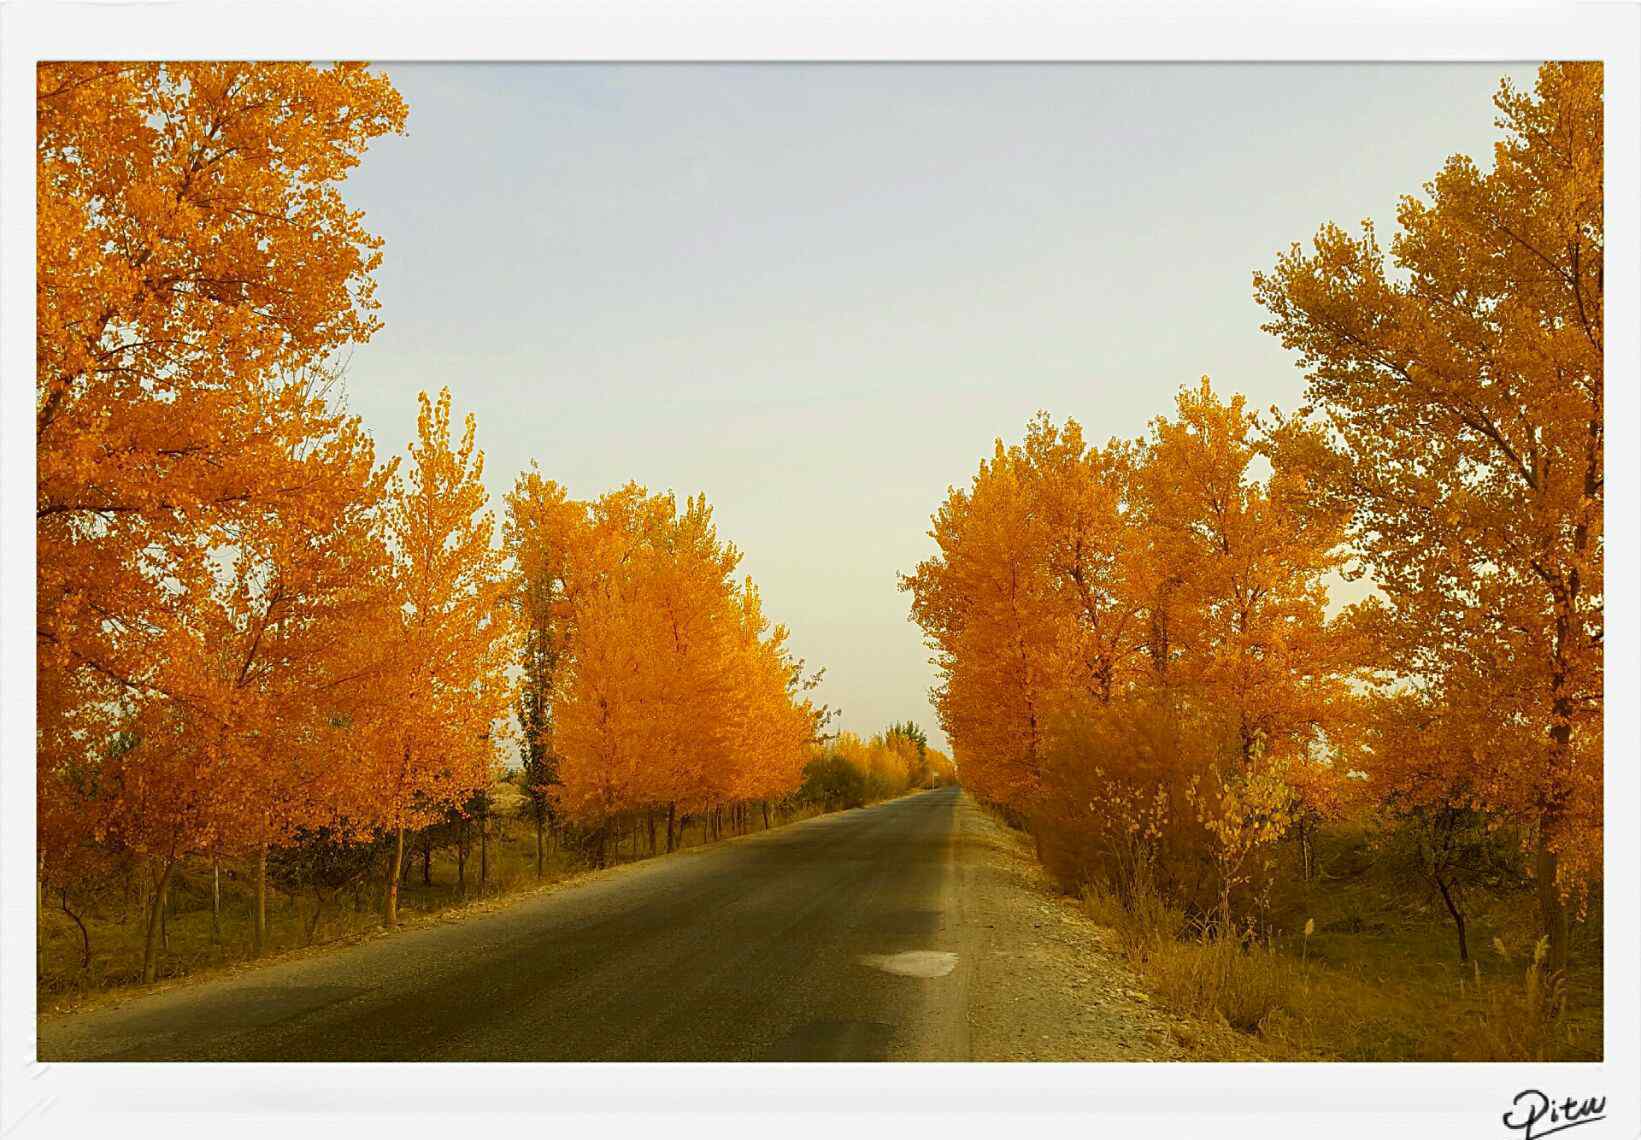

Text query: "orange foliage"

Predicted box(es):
[503, 483, 820, 839]
[36, 63, 409, 955]
[37, 63, 406, 778]
[1254, 62, 1603, 966]
[902, 416, 1149, 809]
[906, 381, 1362, 911]
[372, 391, 517, 920]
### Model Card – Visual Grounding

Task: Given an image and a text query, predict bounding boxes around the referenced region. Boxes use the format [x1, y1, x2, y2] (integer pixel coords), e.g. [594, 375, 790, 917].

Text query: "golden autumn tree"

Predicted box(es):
[924, 748, 957, 786]
[903, 414, 1149, 816]
[723, 581, 821, 825]
[644, 494, 745, 819]
[813, 729, 926, 804]
[547, 485, 651, 839]
[1137, 379, 1359, 771]
[503, 467, 585, 875]
[828, 733, 880, 790]
[1253, 61, 1603, 975]
[551, 488, 741, 857]
[40, 366, 398, 979]
[548, 483, 821, 855]
[126, 379, 395, 972]
[1128, 381, 1360, 915]
[1360, 687, 1521, 963]
[199, 390, 397, 955]
[36, 62, 406, 905]
[902, 440, 1060, 812]
[909, 392, 1363, 910]
[1022, 418, 1152, 707]
[373, 389, 516, 926]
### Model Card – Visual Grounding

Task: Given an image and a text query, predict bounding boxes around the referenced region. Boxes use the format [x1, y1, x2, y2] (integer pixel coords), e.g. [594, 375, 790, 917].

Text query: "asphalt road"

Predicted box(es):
[39, 787, 986, 1062]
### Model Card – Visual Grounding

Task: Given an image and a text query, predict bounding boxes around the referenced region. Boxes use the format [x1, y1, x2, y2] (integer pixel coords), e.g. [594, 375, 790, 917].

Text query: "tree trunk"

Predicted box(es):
[211, 855, 222, 944]
[1535, 828, 1569, 980]
[535, 814, 545, 878]
[422, 831, 433, 886]
[384, 825, 405, 927]
[1434, 873, 1469, 962]
[142, 857, 177, 984]
[61, 889, 91, 970]
[253, 843, 268, 957]
[480, 814, 489, 892]
[1537, 689, 1573, 985]
[306, 886, 324, 945]
[647, 811, 657, 855]
[1540, 559, 1578, 986]
[762, 800, 771, 830]
[457, 820, 468, 898]
[666, 803, 677, 853]
[1149, 582, 1172, 679]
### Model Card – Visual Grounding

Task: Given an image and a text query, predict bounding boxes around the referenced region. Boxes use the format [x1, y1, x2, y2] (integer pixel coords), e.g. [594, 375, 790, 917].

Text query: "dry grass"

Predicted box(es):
[1080, 875, 1184, 967]
[1143, 937, 1292, 1035]
[1075, 825, 1603, 1062]
[1081, 882, 1289, 1037]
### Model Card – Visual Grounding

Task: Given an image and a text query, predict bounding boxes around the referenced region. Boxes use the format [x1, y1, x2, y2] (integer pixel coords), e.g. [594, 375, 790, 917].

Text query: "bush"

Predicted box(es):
[1029, 693, 1238, 910]
[796, 753, 867, 811]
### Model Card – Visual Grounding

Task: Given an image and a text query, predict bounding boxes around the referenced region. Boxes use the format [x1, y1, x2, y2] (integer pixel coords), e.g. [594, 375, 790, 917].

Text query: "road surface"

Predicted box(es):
[38, 787, 1230, 1061]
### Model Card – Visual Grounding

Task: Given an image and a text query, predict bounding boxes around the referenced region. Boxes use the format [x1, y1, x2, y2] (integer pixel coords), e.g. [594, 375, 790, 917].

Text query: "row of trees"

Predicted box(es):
[35, 61, 826, 982]
[796, 726, 957, 811]
[904, 383, 1360, 925]
[905, 62, 1603, 978]
[504, 472, 826, 865]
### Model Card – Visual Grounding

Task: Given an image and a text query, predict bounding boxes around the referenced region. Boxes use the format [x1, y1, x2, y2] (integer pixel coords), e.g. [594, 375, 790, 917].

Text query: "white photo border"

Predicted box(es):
[2, 1, 1636, 1137]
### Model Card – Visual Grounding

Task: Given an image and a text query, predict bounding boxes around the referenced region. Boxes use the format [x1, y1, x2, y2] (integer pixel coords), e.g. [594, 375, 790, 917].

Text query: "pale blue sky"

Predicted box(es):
[340, 63, 1538, 752]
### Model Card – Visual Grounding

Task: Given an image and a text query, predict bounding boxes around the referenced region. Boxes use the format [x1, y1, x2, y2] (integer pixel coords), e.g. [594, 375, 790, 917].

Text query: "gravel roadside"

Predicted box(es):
[955, 794, 1263, 1061]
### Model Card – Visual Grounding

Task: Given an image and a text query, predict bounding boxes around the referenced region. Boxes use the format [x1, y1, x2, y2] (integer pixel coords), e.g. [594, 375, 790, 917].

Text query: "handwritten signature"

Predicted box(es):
[1502, 1090, 1607, 1140]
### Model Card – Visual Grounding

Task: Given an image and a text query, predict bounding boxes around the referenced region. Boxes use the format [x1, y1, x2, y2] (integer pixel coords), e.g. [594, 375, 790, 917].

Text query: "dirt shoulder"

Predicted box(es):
[955, 794, 1263, 1061]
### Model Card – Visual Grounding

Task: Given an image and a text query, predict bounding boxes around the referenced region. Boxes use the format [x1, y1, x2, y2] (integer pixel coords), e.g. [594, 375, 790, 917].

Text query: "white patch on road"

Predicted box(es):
[857, 951, 958, 978]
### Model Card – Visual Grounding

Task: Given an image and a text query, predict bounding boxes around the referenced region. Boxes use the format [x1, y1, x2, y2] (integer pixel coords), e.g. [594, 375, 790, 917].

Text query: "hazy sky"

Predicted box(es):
[340, 63, 1538, 752]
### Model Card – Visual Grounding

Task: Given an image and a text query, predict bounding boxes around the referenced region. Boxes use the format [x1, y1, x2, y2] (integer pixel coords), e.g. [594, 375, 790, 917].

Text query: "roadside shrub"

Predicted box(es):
[1030, 693, 1232, 909]
[796, 753, 867, 811]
